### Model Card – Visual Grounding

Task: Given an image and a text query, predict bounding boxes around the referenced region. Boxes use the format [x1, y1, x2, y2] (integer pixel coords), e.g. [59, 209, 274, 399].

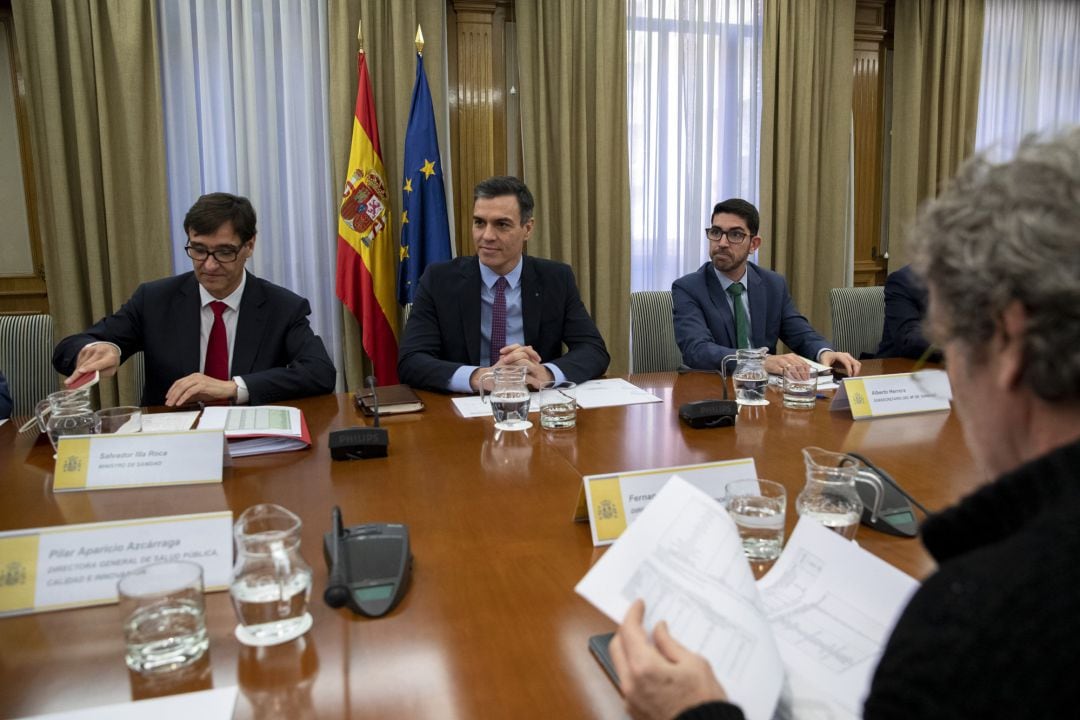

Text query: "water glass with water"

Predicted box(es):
[539, 381, 577, 429]
[783, 365, 817, 409]
[119, 561, 209, 674]
[723, 478, 787, 565]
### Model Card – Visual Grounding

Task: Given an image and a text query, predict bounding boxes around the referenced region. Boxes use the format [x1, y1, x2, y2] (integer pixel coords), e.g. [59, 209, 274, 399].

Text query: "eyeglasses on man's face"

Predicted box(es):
[185, 244, 244, 263]
[705, 226, 750, 244]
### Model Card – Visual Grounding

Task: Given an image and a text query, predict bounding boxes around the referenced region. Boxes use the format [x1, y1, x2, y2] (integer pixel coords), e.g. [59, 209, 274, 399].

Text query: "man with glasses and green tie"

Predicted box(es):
[53, 192, 336, 407]
[672, 198, 861, 377]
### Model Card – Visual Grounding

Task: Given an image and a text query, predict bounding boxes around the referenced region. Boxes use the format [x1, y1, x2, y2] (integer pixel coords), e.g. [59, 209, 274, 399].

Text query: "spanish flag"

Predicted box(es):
[336, 48, 399, 385]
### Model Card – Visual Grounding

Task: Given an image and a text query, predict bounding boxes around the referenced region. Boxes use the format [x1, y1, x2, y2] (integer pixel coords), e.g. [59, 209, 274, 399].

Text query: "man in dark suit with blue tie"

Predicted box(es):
[52, 193, 336, 407]
[672, 198, 861, 377]
[398, 176, 609, 393]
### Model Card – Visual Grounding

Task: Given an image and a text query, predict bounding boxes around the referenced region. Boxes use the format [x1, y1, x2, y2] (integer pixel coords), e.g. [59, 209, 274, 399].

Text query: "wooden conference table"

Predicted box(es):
[0, 360, 980, 719]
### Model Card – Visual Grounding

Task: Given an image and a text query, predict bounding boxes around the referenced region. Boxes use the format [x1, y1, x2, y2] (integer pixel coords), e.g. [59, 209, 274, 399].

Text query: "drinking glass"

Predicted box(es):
[119, 561, 209, 674]
[95, 406, 143, 434]
[539, 381, 577, 429]
[724, 478, 787, 565]
[783, 366, 817, 409]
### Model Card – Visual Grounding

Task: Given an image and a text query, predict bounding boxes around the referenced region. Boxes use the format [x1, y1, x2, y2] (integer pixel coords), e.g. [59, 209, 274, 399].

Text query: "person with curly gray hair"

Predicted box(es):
[608, 127, 1080, 720]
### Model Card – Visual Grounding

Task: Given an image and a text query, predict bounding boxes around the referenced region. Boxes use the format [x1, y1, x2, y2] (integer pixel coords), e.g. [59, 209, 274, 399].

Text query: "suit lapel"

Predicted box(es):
[232, 273, 266, 375]
[521, 257, 541, 345]
[703, 266, 736, 348]
[177, 275, 203, 374]
[460, 261, 483, 365]
[747, 264, 767, 349]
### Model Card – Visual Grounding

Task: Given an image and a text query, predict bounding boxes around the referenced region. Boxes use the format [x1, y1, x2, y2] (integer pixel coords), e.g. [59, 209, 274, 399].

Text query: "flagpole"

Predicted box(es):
[357, 19, 364, 52]
[415, 25, 424, 56]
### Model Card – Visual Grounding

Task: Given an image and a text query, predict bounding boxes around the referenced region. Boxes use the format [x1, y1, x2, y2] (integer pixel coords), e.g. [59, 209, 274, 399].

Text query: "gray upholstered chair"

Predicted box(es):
[0, 313, 60, 417]
[629, 290, 683, 373]
[828, 286, 885, 359]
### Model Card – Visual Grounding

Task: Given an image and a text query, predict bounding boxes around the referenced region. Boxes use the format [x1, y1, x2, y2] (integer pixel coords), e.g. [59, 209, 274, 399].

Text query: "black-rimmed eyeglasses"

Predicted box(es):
[184, 244, 243, 263]
[705, 226, 750, 244]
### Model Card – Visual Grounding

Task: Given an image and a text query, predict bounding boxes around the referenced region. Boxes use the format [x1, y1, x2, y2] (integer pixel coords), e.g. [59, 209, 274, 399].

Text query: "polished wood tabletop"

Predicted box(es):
[0, 360, 981, 719]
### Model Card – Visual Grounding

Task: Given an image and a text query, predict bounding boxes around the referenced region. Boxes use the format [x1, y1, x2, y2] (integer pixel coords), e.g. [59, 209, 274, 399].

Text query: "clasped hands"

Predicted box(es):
[763, 351, 861, 378]
[67, 343, 238, 407]
[469, 343, 554, 392]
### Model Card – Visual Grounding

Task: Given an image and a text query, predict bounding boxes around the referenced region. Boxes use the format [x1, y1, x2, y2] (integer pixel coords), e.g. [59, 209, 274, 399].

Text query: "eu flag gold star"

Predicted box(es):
[401, 210, 409, 225]
[400, 245, 410, 261]
[420, 159, 436, 179]
[403, 178, 413, 193]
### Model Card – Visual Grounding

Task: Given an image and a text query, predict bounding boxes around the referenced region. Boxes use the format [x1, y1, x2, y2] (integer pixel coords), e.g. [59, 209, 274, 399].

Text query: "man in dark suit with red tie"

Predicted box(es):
[398, 176, 609, 393]
[52, 193, 336, 407]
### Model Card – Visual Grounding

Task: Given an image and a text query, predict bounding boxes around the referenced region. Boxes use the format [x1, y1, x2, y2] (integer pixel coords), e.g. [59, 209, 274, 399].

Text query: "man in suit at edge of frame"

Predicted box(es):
[398, 175, 609, 393]
[53, 192, 336, 407]
[672, 197, 861, 378]
[609, 128, 1080, 719]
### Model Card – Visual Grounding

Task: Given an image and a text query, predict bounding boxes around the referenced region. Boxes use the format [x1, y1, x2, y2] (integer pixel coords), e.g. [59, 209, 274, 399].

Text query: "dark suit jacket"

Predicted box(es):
[398, 255, 610, 392]
[673, 262, 829, 370]
[876, 265, 941, 361]
[0, 372, 11, 419]
[52, 272, 336, 406]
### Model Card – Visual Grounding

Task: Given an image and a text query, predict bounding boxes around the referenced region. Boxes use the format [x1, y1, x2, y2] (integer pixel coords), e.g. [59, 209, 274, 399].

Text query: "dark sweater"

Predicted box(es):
[677, 437, 1080, 720]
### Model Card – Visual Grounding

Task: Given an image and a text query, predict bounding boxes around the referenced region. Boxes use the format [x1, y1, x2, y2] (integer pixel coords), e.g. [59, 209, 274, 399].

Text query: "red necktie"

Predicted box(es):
[490, 276, 509, 366]
[204, 301, 230, 380]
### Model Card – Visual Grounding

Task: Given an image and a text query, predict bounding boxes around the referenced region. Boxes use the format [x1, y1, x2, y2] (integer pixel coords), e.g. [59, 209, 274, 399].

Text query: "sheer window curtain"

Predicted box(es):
[157, 0, 343, 388]
[975, 0, 1080, 159]
[627, 0, 761, 293]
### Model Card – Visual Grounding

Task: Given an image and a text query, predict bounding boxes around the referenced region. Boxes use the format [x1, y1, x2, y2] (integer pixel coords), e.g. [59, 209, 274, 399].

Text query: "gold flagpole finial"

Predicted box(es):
[415, 25, 425, 56]
[357, 19, 364, 52]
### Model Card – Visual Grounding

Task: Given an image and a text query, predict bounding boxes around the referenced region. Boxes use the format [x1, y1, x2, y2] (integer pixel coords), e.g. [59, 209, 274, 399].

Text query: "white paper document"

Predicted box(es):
[140, 411, 200, 433]
[451, 378, 661, 418]
[576, 477, 918, 720]
[196, 405, 309, 457]
[17, 686, 238, 720]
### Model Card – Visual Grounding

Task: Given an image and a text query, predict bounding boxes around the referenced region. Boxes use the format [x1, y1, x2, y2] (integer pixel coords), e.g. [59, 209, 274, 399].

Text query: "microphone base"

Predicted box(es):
[329, 427, 389, 460]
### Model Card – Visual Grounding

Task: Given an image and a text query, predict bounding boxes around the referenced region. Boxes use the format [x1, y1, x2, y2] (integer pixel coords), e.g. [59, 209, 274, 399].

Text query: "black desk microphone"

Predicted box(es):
[329, 375, 389, 459]
[677, 366, 738, 428]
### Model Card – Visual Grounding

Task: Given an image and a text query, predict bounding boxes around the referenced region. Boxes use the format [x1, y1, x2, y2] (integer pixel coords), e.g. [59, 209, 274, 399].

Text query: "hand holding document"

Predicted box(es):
[576, 477, 918, 720]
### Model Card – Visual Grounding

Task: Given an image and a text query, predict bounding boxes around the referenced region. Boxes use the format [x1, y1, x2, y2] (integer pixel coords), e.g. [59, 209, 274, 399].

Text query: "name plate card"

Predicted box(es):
[830, 370, 952, 420]
[579, 458, 758, 545]
[0, 511, 232, 617]
[53, 430, 226, 491]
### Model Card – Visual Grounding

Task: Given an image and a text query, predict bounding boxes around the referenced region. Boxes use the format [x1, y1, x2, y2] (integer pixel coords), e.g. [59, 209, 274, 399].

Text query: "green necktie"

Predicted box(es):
[727, 282, 749, 349]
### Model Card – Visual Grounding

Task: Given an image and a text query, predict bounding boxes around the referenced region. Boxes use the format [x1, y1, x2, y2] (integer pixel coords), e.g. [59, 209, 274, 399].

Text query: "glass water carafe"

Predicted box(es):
[230, 504, 313, 646]
[478, 365, 532, 431]
[722, 347, 769, 406]
[796, 447, 884, 540]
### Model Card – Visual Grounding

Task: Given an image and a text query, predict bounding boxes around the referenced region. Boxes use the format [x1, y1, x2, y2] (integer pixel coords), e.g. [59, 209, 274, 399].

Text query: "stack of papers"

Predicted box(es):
[576, 477, 917, 720]
[197, 406, 311, 457]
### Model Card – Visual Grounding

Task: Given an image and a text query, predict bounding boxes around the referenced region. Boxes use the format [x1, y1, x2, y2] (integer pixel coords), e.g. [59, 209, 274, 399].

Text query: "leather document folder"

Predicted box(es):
[356, 384, 425, 416]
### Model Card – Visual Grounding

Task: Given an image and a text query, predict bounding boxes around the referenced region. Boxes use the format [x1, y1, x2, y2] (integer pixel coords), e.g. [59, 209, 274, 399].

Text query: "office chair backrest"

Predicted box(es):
[629, 290, 683, 373]
[828, 286, 885, 359]
[0, 313, 60, 417]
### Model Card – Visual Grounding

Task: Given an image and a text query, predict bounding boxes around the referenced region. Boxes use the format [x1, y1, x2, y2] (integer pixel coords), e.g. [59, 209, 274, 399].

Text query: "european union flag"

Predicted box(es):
[398, 50, 451, 305]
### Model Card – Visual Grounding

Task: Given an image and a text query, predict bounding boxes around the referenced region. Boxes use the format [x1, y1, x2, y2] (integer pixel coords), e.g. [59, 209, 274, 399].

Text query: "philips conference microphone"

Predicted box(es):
[677, 365, 738, 428]
[329, 375, 390, 459]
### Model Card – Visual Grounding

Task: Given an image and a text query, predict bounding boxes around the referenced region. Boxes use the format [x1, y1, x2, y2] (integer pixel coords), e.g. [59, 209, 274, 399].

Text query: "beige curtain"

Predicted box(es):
[12, 0, 171, 407]
[759, 0, 856, 340]
[515, 0, 632, 376]
[887, 0, 984, 268]
[328, 0, 451, 391]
